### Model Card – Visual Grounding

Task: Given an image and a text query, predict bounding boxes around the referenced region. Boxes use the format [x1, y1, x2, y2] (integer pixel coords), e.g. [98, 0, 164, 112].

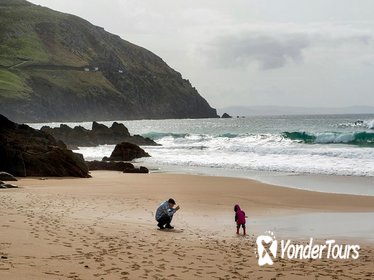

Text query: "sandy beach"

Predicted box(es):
[0, 171, 373, 279]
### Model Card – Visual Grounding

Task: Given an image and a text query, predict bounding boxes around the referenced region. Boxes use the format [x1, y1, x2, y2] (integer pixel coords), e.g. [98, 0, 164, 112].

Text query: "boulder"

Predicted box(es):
[86, 161, 134, 171]
[0, 114, 89, 178]
[0, 172, 18, 181]
[105, 142, 150, 161]
[123, 166, 149, 174]
[221, 113, 232, 118]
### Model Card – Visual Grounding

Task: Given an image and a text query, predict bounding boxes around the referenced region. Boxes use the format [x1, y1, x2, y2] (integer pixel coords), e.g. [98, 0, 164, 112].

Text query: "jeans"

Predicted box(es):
[157, 214, 173, 227]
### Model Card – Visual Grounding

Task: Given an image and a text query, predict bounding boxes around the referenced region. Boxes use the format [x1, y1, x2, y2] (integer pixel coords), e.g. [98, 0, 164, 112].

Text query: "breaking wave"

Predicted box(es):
[283, 131, 374, 146]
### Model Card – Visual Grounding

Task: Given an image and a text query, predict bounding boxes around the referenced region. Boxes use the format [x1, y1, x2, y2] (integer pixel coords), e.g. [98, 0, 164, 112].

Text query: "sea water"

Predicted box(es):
[28, 114, 374, 195]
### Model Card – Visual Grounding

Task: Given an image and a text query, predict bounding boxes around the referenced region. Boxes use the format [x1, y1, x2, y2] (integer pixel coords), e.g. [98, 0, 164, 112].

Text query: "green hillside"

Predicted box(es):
[0, 0, 218, 121]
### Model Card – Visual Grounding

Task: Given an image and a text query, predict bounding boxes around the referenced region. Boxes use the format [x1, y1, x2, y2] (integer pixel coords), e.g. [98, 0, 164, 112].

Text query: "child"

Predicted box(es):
[234, 204, 247, 235]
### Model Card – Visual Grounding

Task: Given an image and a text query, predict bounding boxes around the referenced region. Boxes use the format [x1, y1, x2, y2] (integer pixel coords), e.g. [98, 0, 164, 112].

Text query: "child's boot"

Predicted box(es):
[243, 228, 246, 235]
[236, 227, 239, 235]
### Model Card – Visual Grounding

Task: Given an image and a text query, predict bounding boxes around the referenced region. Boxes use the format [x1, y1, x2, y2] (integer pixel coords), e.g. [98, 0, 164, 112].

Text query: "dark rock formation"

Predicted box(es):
[0, 1, 218, 122]
[0, 172, 17, 181]
[41, 122, 158, 148]
[0, 183, 18, 189]
[104, 142, 150, 161]
[123, 166, 149, 174]
[86, 160, 149, 173]
[0, 114, 89, 177]
[86, 161, 134, 171]
[221, 113, 232, 118]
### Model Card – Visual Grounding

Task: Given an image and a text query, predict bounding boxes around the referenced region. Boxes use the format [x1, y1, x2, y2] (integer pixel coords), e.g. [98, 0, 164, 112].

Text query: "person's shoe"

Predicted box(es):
[158, 225, 165, 230]
[165, 225, 174, 229]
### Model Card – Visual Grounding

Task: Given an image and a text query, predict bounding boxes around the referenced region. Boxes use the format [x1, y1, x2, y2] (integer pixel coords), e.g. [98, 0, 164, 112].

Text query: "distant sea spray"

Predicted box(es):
[337, 119, 374, 129]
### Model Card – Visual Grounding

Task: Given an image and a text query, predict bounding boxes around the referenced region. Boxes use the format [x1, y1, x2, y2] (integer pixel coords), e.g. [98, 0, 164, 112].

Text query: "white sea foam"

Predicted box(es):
[365, 119, 374, 129]
[149, 134, 374, 176]
[75, 133, 374, 177]
[74, 145, 115, 161]
[337, 119, 374, 129]
[30, 116, 374, 178]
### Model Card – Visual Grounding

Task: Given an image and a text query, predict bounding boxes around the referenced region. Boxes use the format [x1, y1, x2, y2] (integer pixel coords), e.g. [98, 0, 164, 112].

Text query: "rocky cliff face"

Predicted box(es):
[0, 114, 89, 177]
[0, 0, 218, 122]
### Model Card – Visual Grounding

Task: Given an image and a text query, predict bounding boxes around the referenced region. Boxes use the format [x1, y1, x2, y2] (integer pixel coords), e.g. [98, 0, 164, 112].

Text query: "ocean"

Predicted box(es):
[28, 114, 374, 195]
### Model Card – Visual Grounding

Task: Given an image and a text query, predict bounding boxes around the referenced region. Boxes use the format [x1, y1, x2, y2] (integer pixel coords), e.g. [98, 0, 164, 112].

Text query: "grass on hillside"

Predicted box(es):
[0, 69, 31, 99]
[29, 70, 121, 96]
[0, 33, 50, 63]
[0, 3, 82, 66]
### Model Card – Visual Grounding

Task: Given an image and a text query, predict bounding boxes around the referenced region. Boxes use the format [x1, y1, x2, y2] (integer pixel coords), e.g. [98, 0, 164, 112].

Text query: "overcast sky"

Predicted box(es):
[29, 0, 374, 109]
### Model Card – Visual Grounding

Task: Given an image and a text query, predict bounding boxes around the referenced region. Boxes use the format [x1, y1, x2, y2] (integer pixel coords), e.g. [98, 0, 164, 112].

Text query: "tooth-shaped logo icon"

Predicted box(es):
[256, 231, 277, 266]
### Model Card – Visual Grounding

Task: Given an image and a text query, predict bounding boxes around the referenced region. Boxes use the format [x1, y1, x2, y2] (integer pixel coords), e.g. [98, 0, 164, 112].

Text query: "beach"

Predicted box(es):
[0, 171, 373, 279]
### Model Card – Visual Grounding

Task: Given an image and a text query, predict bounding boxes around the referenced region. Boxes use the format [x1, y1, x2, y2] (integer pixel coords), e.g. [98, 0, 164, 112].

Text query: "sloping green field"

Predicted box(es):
[0, 69, 31, 99]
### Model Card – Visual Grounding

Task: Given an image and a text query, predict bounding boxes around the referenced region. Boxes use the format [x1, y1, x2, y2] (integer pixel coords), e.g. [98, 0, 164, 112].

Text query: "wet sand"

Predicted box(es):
[0, 171, 373, 279]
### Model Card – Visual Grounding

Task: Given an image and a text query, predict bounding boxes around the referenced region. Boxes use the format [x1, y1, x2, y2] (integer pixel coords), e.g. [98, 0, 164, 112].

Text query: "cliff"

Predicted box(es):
[0, 0, 218, 122]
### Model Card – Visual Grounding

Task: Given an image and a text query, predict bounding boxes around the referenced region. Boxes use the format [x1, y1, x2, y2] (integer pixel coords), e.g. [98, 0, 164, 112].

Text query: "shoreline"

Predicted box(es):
[12, 171, 374, 211]
[1, 171, 373, 279]
[136, 161, 374, 196]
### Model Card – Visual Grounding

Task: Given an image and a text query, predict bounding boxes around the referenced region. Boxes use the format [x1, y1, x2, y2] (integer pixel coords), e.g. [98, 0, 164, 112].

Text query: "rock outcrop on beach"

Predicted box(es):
[221, 113, 232, 118]
[103, 142, 150, 162]
[41, 122, 158, 148]
[86, 161, 134, 171]
[86, 160, 149, 173]
[0, 0, 218, 122]
[123, 166, 149, 174]
[0, 114, 89, 177]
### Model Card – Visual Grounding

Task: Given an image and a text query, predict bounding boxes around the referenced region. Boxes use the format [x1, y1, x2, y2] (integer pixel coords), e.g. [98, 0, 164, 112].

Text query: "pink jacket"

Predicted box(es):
[234, 204, 246, 224]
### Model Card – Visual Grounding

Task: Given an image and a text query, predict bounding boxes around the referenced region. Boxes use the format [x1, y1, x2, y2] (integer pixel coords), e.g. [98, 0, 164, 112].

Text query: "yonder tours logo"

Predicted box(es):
[255, 231, 360, 266]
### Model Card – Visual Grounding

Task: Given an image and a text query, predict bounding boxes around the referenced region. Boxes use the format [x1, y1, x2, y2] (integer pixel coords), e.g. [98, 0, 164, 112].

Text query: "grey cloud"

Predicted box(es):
[319, 34, 372, 46]
[203, 30, 374, 70]
[204, 33, 310, 70]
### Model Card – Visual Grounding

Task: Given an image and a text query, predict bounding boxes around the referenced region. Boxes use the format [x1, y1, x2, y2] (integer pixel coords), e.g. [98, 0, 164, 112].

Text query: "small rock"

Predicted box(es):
[86, 160, 134, 171]
[1, 184, 18, 189]
[139, 166, 149, 173]
[123, 166, 149, 174]
[221, 113, 232, 118]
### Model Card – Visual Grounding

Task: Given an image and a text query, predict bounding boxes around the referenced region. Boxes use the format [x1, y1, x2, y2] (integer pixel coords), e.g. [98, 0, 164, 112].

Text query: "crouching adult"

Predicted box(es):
[155, 198, 180, 229]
